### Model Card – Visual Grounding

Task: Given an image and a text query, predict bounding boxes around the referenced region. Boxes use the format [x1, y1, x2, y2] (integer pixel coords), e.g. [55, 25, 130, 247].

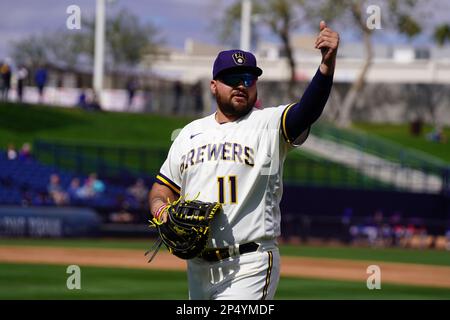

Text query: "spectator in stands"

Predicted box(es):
[426, 125, 447, 144]
[109, 202, 135, 223]
[79, 173, 105, 199]
[78, 179, 93, 199]
[372, 209, 392, 247]
[341, 207, 353, 244]
[0, 58, 12, 101]
[402, 223, 417, 247]
[191, 80, 203, 115]
[126, 178, 149, 208]
[32, 191, 50, 206]
[173, 80, 183, 114]
[77, 89, 88, 110]
[90, 173, 105, 194]
[416, 224, 430, 249]
[389, 211, 404, 247]
[16, 65, 28, 103]
[126, 77, 138, 109]
[18, 142, 33, 161]
[47, 174, 69, 206]
[409, 116, 423, 137]
[445, 228, 450, 251]
[67, 177, 83, 202]
[6, 143, 17, 160]
[86, 92, 102, 111]
[34, 66, 48, 104]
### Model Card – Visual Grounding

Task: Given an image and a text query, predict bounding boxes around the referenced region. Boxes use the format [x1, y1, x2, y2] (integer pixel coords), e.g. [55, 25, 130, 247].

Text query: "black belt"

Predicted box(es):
[200, 242, 259, 262]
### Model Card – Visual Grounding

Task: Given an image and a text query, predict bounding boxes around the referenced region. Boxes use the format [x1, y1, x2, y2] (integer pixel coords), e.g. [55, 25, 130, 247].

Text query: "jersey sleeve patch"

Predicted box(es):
[156, 173, 181, 195]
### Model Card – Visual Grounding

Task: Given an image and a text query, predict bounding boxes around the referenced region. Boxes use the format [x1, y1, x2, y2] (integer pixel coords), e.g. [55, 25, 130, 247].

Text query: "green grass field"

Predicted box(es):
[0, 102, 192, 149]
[0, 263, 188, 300]
[1, 263, 450, 300]
[1, 239, 449, 299]
[1, 103, 449, 300]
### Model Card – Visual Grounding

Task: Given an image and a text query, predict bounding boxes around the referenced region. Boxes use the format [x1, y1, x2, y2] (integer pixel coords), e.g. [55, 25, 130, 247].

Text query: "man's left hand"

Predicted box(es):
[315, 21, 340, 76]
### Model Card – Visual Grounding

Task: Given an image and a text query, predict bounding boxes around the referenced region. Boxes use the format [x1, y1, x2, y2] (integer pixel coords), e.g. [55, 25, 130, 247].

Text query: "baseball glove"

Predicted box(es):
[145, 196, 222, 262]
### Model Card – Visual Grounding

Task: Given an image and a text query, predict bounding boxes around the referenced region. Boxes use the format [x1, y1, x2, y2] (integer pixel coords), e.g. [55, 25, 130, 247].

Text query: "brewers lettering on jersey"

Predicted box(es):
[149, 21, 340, 300]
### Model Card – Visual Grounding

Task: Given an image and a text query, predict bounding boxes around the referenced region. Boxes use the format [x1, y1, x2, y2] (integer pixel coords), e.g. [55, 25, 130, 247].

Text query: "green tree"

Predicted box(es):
[312, 0, 423, 127]
[422, 23, 450, 127]
[105, 9, 160, 70]
[434, 24, 450, 46]
[10, 8, 159, 74]
[11, 35, 48, 68]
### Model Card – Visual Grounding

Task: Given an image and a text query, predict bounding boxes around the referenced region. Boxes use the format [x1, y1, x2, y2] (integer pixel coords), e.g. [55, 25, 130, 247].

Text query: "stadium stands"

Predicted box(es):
[0, 150, 151, 213]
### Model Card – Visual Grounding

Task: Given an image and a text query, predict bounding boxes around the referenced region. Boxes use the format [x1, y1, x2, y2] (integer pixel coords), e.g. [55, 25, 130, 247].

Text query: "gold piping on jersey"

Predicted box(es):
[281, 103, 296, 144]
[156, 174, 181, 194]
[261, 251, 273, 300]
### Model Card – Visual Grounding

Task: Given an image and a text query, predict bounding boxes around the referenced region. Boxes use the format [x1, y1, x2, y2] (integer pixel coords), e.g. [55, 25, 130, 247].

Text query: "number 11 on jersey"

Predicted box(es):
[217, 176, 237, 204]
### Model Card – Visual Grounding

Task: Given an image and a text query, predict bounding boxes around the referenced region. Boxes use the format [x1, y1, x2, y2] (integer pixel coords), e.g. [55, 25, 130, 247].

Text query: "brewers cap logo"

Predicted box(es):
[232, 52, 246, 65]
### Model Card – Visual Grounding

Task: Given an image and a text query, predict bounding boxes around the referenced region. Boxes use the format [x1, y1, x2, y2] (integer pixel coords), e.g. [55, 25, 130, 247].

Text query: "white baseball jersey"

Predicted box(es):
[156, 104, 308, 248]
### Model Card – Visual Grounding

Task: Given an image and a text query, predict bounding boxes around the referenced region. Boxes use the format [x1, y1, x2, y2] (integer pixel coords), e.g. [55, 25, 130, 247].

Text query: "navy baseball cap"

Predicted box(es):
[212, 49, 263, 79]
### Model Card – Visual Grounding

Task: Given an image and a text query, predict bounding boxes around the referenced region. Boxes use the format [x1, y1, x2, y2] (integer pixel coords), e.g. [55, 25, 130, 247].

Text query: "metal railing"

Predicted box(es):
[311, 121, 449, 170]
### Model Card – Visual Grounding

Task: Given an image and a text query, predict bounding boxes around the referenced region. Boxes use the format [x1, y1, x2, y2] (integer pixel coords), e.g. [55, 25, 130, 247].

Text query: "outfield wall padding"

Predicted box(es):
[0, 206, 101, 238]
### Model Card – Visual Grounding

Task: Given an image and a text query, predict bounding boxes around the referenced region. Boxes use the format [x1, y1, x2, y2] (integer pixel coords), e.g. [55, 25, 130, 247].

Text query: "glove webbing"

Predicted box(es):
[145, 194, 201, 262]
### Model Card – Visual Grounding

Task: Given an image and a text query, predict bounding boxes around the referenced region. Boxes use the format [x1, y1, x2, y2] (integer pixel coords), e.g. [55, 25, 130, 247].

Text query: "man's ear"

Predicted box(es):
[210, 80, 217, 96]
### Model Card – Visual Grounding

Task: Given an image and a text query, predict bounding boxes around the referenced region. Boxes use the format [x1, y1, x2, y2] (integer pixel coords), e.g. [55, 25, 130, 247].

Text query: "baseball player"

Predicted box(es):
[149, 21, 339, 300]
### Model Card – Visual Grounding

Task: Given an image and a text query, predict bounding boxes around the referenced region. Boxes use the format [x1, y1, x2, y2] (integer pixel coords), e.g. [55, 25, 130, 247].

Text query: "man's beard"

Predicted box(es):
[215, 91, 257, 118]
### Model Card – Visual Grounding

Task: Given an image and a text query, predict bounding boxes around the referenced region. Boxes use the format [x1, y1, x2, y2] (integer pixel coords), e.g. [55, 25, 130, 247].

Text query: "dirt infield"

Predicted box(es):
[1, 246, 450, 288]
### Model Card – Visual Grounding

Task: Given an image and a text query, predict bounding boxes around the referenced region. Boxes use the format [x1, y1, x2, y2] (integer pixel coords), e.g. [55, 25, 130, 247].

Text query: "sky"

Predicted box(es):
[0, 0, 231, 59]
[0, 0, 449, 60]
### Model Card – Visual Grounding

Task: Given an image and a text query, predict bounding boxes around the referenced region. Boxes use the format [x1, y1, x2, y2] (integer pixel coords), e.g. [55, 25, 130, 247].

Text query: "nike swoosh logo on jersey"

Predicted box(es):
[190, 133, 202, 139]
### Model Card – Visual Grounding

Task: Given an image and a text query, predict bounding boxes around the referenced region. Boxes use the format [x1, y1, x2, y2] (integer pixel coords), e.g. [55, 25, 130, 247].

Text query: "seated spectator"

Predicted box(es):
[7, 143, 17, 160]
[78, 173, 105, 199]
[446, 228, 450, 251]
[47, 174, 69, 206]
[110, 210, 135, 223]
[126, 77, 139, 109]
[126, 178, 149, 208]
[409, 117, 423, 137]
[77, 89, 88, 109]
[67, 177, 83, 202]
[32, 191, 51, 206]
[86, 93, 102, 111]
[426, 125, 447, 144]
[109, 202, 135, 223]
[78, 179, 94, 199]
[90, 173, 105, 193]
[18, 142, 33, 161]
